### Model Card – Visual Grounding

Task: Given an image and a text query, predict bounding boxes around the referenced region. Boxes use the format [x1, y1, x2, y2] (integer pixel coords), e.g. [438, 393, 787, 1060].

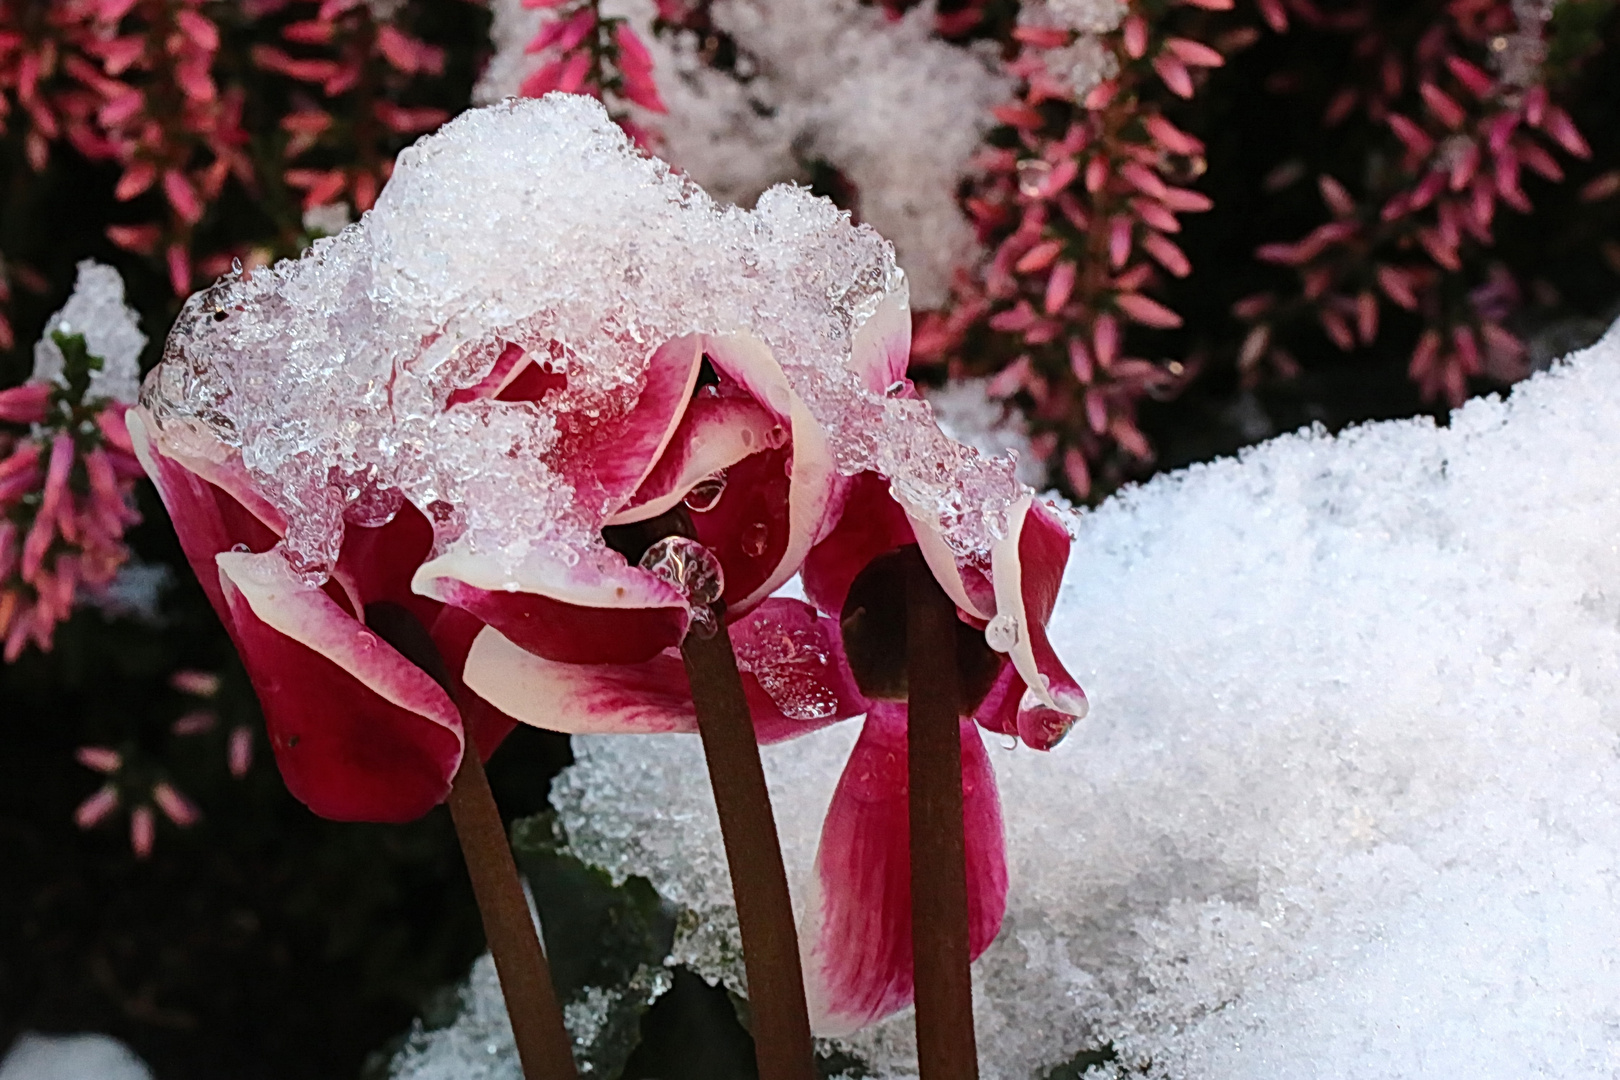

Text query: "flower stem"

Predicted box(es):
[681, 623, 817, 1080]
[447, 746, 581, 1080]
[905, 561, 979, 1080]
[362, 601, 578, 1080]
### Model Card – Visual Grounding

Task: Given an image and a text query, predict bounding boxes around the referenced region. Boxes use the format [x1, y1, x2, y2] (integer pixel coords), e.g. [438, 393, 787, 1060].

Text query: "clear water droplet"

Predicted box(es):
[1001, 733, 1019, 751]
[765, 424, 788, 450]
[1017, 158, 1053, 197]
[886, 379, 908, 397]
[683, 470, 728, 512]
[739, 428, 755, 449]
[638, 536, 725, 609]
[231, 542, 250, 553]
[741, 522, 769, 557]
[985, 613, 1021, 653]
[230, 256, 244, 276]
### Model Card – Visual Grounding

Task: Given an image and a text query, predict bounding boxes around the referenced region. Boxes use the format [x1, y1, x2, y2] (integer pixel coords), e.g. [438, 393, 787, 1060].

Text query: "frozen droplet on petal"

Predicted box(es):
[985, 613, 1021, 653]
[765, 424, 789, 450]
[638, 536, 725, 609]
[683, 471, 728, 512]
[741, 522, 769, 557]
[739, 428, 755, 449]
[886, 380, 908, 397]
[733, 617, 839, 720]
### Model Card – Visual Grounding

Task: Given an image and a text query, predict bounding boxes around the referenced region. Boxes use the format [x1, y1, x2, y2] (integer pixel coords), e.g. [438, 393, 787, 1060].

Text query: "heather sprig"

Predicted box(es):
[1239, 0, 1595, 406]
[0, 331, 143, 660]
[917, 0, 1230, 497]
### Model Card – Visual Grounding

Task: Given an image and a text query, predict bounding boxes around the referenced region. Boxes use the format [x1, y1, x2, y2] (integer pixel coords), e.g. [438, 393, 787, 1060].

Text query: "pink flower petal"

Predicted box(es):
[128, 412, 281, 618]
[989, 498, 1087, 720]
[464, 598, 864, 739]
[801, 471, 916, 617]
[218, 549, 463, 823]
[701, 333, 842, 613]
[609, 396, 780, 525]
[800, 703, 1007, 1035]
[548, 334, 703, 517]
[416, 553, 689, 666]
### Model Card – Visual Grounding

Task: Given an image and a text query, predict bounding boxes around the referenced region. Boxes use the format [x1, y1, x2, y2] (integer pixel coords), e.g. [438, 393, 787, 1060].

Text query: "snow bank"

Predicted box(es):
[552, 320, 1620, 1077]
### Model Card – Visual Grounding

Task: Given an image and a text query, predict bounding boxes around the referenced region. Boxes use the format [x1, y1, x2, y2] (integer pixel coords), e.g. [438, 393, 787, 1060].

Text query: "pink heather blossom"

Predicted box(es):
[0, 397, 143, 661]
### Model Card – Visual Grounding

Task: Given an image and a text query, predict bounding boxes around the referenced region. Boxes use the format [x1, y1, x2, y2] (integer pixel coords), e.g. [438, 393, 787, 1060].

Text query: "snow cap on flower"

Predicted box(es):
[133, 95, 1082, 822]
[139, 93, 1026, 633]
[33, 261, 147, 406]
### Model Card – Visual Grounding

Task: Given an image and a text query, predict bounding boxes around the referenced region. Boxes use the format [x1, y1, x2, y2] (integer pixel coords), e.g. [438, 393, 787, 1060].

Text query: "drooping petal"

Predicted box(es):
[989, 497, 1087, 720]
[463, 598, 864, 739]
[801, 471, 915, 617]
[971, 661, 1023, 736]
[217, 549, 463, 822]
[800, 703, 1008, 1036]
[414, 545, 689, 665]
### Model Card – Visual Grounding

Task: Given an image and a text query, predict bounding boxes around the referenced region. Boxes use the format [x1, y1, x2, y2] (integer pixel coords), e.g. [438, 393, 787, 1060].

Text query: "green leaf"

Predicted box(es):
[510, 811, 679, 1078]
[49, 330, 104, 407]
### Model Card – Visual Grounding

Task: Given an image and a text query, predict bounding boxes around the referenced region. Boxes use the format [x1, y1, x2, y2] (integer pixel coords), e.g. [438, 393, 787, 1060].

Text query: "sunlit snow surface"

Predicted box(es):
[550, 323, 1620, 1078]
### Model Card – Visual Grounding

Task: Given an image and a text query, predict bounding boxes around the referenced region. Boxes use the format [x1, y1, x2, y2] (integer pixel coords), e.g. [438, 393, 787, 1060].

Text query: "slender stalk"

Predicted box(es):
[905, 561, 979, 1080]
[447, 748, 581, 1080]
[364, 602, 579, 1080]
[681, 623, 817, 1080]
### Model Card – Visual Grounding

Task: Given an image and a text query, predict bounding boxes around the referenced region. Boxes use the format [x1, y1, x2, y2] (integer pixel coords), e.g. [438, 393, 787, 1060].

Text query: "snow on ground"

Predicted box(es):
[0, 1034, 152, 1080]
[548, 320, 1620, 1078]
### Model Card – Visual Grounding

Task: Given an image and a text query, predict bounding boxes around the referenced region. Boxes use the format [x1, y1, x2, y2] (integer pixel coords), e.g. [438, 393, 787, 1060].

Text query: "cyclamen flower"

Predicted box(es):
[0, 262, 146, 660]
[132, 98, 1084, 1031]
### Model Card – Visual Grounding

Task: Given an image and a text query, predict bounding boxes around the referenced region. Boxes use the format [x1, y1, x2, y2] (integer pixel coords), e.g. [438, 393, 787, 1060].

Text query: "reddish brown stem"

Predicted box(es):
[447, 748, 581, 1080]
[905, 561, 979, 1080]
[681, 624, 817, 1080]
[363, 602, 578, 1080]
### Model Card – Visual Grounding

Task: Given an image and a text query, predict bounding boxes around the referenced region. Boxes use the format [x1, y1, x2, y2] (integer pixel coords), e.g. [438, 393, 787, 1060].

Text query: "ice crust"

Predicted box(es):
[478, 0, 1008, 308]
[548, 323, 1620, 1077]
[141, 95, 1020, 583]
[33, 260, 146, 405]
[926, 377, 1046, 489]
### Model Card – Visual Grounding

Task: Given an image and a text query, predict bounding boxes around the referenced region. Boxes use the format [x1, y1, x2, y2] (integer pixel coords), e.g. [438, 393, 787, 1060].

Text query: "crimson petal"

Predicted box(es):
[463, 599, 864, 740]
[800, 703, 1008, 1036]
[218, 550, 463, 823]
